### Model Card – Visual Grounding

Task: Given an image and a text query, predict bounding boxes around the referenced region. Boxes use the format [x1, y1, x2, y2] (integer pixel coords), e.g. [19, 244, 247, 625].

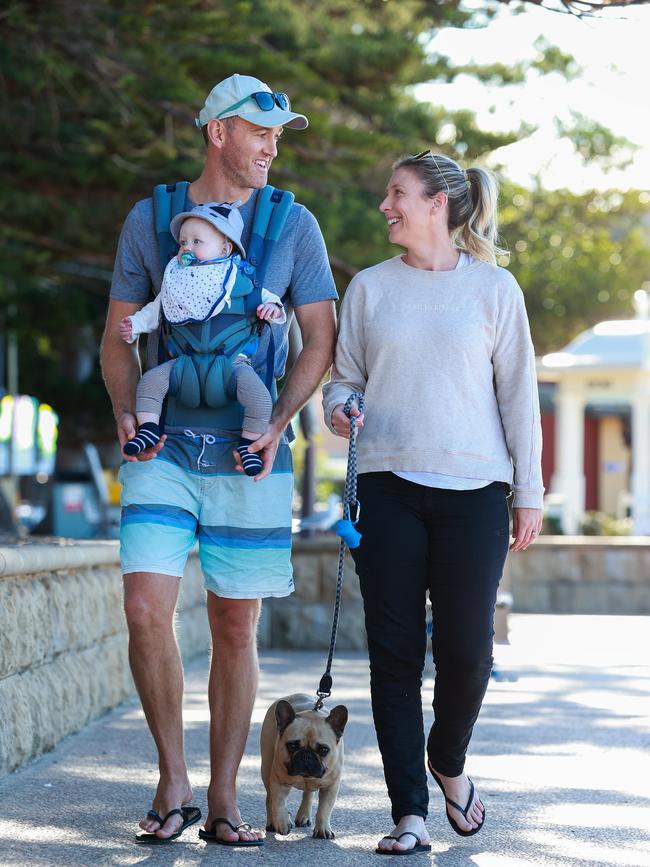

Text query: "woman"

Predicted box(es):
[322, 151, 543, 855]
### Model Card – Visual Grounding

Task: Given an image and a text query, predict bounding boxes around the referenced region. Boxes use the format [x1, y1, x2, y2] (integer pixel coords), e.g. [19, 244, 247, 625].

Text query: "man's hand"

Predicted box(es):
[118, 411, 166, 462]
[510, 507, 543, 551]
[330, 402, 364, 438]
[232, 422, 282, 481]
[233, 299, 336, 481]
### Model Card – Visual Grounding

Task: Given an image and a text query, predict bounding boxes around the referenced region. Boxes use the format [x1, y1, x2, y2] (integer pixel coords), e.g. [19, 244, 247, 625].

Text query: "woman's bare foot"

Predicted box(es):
[376, 814, 431, 854]
[204, 804, 264, 844]
[138, 776, 194, 839]
[429, 765, 484, 832]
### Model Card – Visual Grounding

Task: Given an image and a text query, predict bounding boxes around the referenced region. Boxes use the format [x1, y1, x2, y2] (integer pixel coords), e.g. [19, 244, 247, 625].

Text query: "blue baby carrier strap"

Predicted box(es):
[245, 186, 294, 290]
[154, 182, 190, 273]
[151, 182, 294, 431]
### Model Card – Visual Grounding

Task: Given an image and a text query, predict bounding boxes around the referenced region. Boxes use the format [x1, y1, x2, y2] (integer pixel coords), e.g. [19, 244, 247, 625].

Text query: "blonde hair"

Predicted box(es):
[393, 152, 507, 264]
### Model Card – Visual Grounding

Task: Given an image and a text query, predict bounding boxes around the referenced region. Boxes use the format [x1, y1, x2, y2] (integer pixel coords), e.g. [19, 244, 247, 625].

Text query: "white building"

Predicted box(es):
[539, 289, 650, 535]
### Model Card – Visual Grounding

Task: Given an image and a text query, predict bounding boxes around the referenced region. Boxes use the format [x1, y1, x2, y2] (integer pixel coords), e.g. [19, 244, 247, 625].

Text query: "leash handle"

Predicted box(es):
[343, 394, 363, 515]
[314, 392, 365, 711]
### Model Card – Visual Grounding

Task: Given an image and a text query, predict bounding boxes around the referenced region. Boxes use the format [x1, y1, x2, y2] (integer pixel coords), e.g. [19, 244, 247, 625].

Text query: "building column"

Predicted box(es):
[631, 377, 650, 535]
[550, 382, 585, 535]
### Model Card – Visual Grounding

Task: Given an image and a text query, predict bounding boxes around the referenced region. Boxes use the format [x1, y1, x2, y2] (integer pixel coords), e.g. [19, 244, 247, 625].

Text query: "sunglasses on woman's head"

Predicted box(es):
[411, 150, 450, 193]
[217, 91, 291, 119]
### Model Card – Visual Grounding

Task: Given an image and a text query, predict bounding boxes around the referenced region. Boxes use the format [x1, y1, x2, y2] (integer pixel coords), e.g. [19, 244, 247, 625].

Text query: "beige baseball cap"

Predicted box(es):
[195, 74, 308, 130]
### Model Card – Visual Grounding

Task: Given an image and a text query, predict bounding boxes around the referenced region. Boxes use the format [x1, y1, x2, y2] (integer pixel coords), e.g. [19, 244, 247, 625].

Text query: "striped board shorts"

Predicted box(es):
[118, 431, 294, 599]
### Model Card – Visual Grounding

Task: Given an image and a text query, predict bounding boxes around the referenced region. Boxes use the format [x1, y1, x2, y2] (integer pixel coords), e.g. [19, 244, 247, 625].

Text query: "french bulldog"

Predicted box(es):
[260, 692, 348, 839]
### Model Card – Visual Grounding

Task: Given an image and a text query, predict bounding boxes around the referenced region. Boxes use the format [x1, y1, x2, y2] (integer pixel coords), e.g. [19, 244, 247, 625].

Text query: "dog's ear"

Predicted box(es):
[326, 705, 348, 740]
[275, 700, 296, 734]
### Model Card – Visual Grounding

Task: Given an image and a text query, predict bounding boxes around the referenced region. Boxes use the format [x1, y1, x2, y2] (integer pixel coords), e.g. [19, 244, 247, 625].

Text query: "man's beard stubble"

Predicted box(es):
[222, 149, 268, 191]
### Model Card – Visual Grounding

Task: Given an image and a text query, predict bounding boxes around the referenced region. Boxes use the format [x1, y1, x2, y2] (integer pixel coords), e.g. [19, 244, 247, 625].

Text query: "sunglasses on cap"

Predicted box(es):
[216, 91, 291, 119]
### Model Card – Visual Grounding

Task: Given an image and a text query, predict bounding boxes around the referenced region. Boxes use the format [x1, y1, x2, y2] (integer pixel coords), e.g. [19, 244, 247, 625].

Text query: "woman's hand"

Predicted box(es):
[331, 403, 365, 438]
[510, 507, 543, 551]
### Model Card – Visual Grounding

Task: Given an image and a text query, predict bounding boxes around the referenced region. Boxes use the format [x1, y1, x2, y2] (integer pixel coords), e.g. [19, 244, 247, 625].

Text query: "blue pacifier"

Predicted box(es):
[179, 252, 198, 267]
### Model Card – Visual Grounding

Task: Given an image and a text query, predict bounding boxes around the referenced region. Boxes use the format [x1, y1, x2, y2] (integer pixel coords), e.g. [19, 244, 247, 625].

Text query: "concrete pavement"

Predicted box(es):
[1, 614, 649, 866]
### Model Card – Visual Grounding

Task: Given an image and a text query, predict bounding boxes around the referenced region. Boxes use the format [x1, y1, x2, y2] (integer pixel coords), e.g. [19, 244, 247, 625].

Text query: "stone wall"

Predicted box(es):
[505, 536, 650, 614]
[260, 537, 366, 650]
[2, 534, 649, 777]
[0, 537, 364, 778]
[0, 542, 211, 778]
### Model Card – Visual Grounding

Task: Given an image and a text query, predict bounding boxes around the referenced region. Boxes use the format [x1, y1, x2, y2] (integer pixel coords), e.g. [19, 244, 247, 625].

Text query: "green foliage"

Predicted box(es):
[499, 186, 650, 353]
[532, 37, 582, 79]
[443, 34, 581, 85]
[0, 0, 647, 449]
[555, 111, 638, 171]
[581, 511, 633, 536]
[542, 513, 564, 535]
[0, 0, 517, 445]
[446, 61, 527, 85]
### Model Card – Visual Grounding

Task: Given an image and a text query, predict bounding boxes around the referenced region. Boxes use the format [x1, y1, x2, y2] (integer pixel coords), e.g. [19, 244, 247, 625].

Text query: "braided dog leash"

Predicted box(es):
[314, 392, 365, 711]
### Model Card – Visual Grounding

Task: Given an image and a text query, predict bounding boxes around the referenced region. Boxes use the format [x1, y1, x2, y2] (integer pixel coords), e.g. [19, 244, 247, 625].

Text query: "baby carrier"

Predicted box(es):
[152, 182, 294, 431]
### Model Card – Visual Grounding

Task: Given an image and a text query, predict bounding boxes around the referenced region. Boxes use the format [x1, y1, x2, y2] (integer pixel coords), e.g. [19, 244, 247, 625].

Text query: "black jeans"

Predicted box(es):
[351, 472, 510, 823]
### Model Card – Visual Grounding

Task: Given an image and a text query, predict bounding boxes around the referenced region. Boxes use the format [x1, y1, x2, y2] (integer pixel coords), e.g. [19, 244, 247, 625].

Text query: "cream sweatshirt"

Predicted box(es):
[321, 255, 544, 509]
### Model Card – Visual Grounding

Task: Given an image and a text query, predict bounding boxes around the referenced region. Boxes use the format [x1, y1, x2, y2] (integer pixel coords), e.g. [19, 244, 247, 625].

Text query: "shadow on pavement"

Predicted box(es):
[0, 617, 649, 866]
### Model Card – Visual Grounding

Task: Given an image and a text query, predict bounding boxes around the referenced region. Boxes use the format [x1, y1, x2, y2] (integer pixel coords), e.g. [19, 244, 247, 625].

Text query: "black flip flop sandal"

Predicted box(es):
[198, 817, 264, 847]
[376, 831, 432, 855]
[428, 761, 485, 837]
[135, 805, 201, 844]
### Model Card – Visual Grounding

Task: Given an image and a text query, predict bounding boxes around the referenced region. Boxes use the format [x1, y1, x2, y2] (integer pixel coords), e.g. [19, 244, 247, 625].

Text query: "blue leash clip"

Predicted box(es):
[335, 501, 362, 548]
[334, 520, 361, 548]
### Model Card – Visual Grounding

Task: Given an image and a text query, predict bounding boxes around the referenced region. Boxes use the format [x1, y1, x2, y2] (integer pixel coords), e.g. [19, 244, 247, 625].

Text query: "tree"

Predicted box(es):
[1, 0, 646, 446]
[511, 0, 648, 14]
[0, 0, 517, 443]
[499, 185, 650, 352]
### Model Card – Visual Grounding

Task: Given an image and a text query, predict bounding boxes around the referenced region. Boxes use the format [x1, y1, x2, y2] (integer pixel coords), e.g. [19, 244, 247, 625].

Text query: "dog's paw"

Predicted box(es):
[268, 815, 293, 836]
[295, 815, 312, 828]
[267, 823, 293, 835]
[313, 823, 335, 840]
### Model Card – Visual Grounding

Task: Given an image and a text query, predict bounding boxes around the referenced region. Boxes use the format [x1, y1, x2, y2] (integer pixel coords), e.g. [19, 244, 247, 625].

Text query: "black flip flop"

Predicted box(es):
[428, 761, 485, 837]
[198, 817, 264, 847]
[135, 805, 201, 844]
[376, 831, 432, 855]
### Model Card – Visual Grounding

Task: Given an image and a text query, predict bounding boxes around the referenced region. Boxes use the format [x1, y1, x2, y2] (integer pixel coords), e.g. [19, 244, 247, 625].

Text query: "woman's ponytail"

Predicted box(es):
[456, 167, 506, 265]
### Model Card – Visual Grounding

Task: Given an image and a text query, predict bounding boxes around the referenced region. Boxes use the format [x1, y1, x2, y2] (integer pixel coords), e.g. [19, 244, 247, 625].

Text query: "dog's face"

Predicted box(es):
[275, 700, 348, 779]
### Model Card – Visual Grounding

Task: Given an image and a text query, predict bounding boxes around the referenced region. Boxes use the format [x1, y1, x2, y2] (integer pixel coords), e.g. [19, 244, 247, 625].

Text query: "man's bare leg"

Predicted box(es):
[124, 572, 193, 840]
[204, 593, 264, 843]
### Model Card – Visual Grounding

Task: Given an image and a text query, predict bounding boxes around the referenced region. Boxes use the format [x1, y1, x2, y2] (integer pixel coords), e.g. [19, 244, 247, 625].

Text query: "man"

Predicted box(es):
[100, 74, 337, 845]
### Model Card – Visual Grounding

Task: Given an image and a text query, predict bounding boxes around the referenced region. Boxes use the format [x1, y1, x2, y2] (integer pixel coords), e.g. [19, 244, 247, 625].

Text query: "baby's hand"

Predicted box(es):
[119, 317, 133, 342]
[257, 302, 283, 322]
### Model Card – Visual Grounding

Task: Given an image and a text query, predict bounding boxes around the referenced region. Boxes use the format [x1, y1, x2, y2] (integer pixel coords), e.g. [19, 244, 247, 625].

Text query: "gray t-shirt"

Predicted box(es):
[110, 187, 338, 380]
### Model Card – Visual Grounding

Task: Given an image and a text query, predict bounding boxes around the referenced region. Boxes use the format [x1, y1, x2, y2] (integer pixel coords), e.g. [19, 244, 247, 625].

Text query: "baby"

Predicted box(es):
[119, 201, 286, 476]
